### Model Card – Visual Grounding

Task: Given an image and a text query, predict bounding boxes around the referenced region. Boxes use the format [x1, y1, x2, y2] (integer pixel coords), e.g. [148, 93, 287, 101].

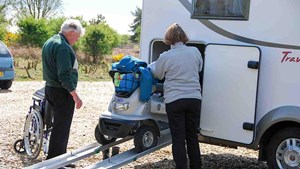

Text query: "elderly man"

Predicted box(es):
[42, 19, 84, 166]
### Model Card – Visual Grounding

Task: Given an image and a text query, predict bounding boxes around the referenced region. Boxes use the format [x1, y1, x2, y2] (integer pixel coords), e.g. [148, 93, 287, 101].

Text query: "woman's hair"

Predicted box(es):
[163, 23, 189, 45]
[60, 19, 85, 36]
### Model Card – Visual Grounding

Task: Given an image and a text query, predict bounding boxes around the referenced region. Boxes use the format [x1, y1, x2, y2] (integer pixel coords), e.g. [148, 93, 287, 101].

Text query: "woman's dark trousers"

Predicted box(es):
[166, 98, 201, 169]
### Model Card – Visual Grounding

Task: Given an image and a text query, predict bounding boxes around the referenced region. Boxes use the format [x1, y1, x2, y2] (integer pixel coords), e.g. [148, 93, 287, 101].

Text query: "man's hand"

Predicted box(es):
[70, 90, 83, 109]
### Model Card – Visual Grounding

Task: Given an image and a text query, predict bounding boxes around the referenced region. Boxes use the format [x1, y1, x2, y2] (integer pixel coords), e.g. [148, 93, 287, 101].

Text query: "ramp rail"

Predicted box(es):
[24, 129, 171, 169]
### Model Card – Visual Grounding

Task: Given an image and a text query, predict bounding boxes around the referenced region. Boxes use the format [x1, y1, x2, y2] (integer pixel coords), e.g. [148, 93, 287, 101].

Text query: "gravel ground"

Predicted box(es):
[0, 81, 269, 169]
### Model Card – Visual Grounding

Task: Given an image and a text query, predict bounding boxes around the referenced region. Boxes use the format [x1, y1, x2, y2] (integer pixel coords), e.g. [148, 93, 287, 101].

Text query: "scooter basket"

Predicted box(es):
[113, 72, 140, 97]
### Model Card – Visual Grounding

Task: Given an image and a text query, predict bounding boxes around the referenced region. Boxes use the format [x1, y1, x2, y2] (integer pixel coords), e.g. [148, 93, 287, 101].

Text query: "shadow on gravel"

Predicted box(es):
[18, 153, 43, 168]
[134, 153, 269, 169]
[0, 89, 12, 93]
[202, 153, 268, 169]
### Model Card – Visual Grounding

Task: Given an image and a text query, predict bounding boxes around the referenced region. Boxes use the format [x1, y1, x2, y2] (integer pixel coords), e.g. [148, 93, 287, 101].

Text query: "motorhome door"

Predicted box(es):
[200, 44, 260, 144]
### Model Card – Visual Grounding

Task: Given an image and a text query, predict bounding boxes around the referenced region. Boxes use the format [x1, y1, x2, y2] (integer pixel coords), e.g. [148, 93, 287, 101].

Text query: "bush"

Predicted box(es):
[0, 25, 7, 41]
[4, 32, 19, 46]
[81, 23, 120, 63]
[47, 17, 66, 36]
[17, 17, 49, 47]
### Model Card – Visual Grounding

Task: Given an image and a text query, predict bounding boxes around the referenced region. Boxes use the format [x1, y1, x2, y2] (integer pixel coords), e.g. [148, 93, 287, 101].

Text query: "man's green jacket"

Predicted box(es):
[42, 33, 78, 92]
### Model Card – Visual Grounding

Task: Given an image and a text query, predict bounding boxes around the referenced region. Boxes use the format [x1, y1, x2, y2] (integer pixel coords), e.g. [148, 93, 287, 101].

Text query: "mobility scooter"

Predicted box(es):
[94, 56, 168, 153]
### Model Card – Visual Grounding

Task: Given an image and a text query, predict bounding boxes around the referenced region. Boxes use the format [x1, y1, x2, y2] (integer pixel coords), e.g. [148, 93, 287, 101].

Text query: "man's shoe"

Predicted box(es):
[102, 149, 110, 160]
[65, 163, 76, 168]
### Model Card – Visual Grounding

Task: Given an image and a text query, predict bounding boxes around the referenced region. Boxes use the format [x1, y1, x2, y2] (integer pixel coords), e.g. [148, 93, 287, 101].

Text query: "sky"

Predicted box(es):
[62, 0, 143, 35]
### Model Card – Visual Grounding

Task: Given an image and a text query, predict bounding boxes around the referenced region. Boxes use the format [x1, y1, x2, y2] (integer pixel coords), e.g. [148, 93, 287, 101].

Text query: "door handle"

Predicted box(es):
[248, 61, 259, 69]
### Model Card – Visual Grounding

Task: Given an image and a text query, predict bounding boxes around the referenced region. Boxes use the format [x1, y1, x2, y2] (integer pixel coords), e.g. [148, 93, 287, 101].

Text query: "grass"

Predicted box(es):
[10, 44, 140, 81]
[14, 57, 111, 81]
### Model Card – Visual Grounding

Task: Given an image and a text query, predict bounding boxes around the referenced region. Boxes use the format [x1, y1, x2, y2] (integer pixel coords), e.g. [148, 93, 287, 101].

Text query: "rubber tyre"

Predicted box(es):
[266, 127, 300, 169]
[23, 109, 44, 159]
[94, 124, 116, 145]
[13, 139, 26, 154]
[134, 125, 158, 152]
[0, 80, 12, 89]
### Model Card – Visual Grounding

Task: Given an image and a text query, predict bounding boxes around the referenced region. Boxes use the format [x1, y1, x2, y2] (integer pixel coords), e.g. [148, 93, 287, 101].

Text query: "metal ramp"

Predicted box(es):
[85, 129, 171, 169]
[24, 129, 171, 169]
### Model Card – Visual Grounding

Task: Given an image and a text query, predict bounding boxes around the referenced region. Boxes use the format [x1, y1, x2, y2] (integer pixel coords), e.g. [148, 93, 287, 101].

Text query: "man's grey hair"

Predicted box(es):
[60, 19, 85, 36]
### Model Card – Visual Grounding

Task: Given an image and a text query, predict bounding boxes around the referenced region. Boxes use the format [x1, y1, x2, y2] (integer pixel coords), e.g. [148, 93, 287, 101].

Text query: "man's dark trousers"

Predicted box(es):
[45, 86, 75, 159]
[166, 98, 201, 169]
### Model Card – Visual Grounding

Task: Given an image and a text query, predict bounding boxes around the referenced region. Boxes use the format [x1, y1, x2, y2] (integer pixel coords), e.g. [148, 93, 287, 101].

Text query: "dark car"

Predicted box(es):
[0, 41, 14, 89]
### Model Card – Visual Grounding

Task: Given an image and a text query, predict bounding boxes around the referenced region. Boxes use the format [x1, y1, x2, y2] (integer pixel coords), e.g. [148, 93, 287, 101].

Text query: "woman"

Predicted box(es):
[149, 23, 203, 169]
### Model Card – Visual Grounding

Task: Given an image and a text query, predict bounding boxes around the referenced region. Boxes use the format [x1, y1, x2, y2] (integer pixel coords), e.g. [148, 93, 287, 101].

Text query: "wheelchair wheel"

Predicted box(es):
[23, 109, 44, 159]
[13, 139, 26, 154]
[42, 130, 51, 157]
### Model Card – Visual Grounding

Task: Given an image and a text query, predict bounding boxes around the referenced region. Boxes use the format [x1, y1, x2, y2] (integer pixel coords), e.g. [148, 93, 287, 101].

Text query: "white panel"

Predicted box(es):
[200, 44, 259, 144]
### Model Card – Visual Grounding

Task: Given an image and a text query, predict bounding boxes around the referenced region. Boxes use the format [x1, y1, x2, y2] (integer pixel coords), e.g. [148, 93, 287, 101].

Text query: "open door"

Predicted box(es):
[200, 44, 260, 144]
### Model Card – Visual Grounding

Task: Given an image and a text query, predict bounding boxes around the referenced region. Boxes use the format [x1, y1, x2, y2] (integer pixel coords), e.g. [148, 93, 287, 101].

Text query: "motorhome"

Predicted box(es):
[140, 0, 300, 168]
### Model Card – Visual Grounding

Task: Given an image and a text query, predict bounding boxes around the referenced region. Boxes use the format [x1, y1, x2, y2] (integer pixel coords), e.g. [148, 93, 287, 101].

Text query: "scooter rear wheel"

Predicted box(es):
[134, 125, 158, 152]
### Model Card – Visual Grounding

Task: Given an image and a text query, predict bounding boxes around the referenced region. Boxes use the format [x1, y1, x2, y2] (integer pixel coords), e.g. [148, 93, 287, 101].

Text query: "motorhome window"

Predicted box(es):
[192, 0, 250, 20]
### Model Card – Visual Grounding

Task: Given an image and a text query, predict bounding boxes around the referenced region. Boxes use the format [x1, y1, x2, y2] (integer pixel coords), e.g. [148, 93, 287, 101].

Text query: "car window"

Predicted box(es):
[0, 42, 11, 58]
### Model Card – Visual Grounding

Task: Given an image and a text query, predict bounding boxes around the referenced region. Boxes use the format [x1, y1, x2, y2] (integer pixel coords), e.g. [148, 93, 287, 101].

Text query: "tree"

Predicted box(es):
[47, 17, 65, 35]
[0, 10, 7, 40]
[0, 0, 13, 18]
[0, 0, 10, 17]
[70, 16, 88, 27]
[129, 6, 142, 43]
[120, 34, 130, 46]
[17, 16, 49, 47]
[82, 23, 120, 63]
[0, 25, 6, 40]
[0, 0, 13, 40]
[13, 0, 63, 19]
[89, 14, 106, 25]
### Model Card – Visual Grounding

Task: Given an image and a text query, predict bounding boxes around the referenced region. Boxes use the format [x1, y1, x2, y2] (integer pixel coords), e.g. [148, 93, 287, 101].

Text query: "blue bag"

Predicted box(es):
[113, 72, 140, 94]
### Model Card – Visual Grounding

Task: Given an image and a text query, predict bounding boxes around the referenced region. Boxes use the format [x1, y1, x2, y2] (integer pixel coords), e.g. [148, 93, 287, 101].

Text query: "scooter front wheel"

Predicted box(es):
[94, 124, 117, 145]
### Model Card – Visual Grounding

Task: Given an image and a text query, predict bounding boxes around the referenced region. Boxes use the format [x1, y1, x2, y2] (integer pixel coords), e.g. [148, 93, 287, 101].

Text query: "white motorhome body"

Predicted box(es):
[140, 0, 300, 168]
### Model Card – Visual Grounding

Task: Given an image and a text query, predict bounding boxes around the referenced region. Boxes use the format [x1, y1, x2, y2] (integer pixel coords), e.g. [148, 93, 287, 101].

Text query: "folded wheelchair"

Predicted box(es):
[14, 88, 53, 159]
